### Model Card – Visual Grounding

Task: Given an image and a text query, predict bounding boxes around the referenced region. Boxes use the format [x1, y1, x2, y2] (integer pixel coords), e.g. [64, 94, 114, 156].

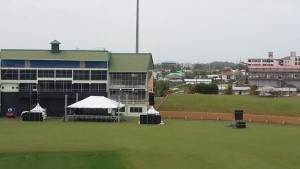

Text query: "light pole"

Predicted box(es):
[0, 68, 1, 114]
[136, 0, 139, 53]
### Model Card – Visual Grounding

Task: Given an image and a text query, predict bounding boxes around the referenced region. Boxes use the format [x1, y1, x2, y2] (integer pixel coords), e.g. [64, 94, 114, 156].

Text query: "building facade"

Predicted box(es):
[247, 52, 282, 66]
[0, 41, 154, 116]
[247, 51, 300, 88]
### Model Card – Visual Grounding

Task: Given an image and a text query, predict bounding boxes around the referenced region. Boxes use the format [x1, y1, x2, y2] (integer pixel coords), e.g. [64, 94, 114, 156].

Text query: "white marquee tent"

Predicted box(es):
[31, 103, 46, 113]
[21, 103, 47, 120]
[68, 96, 125, 109]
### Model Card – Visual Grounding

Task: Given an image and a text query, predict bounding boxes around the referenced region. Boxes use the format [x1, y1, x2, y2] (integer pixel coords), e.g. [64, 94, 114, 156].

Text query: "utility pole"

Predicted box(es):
[136, 0, 139, 53]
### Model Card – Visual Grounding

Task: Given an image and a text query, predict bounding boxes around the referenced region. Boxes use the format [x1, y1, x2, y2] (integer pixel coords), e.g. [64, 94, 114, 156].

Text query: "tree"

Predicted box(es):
[249, 85, 259, 95]
[184, 84, 195, 94]
[154, 80, 170, 97]
[199, 71, 208, 78]
[184, 72, 195, 79]
[194, 83, 218, 94]
[225, 84, 233, 95]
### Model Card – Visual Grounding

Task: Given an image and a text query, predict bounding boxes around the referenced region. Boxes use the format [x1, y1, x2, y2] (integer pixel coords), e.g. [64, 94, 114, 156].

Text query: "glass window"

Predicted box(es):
[109, 73, 146, 87]
[91, 70, 107, 80]
[130, 107, 143, 113]
[38, 70, 54, 78]
[1, 69, 18, 80]
[73, 70, 90, 80]
[56, 70, 72, 78]
[119, 107, 125, 112]
[20, 70, 37, 80]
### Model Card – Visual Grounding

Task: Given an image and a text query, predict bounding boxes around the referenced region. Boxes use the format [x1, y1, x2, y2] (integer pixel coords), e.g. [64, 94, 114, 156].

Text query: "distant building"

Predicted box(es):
[221, 70, 242, 81]
[165, 72, 183, 82]
[247, 52, 282, 66]
[207, 74, 219, 79]
[247, 51, 300, 88]
[218, 85, 250, 95]
[161, 61, 177, 66]
[184, 79, 212, 84]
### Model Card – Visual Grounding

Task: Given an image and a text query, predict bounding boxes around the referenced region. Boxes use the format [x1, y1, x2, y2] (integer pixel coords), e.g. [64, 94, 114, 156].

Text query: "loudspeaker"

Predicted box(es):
[236, 121, 246, 128]
[234, 110, 243, 120]
[22, 113, 43, 121]
[140, 114, 161, 124]
[140, 115, 148, 124]
[149, 92, 155, 106]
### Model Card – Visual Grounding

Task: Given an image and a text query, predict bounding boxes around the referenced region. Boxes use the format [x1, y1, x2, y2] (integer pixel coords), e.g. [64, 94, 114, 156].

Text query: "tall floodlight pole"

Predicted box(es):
[136, 0, 139, 53]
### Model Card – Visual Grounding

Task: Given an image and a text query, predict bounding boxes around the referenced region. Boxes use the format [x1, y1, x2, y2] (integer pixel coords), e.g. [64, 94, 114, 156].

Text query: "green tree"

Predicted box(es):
[154, 80, 170, 97]
[199, 71, 208, 78]
[225, 84, 233, 95]
[184, 72, 195, 79]
[184, 84, 195, 94]
[194, 83, 218, 94]
[249, 85, 259, 95]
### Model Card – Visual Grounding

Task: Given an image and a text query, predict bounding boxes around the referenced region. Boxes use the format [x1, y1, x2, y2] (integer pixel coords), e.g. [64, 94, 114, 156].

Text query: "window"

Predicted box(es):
[1, 69, 18, 80]
[56, 70, 72, 78]
[73, 70, 90, 80]
[91, 70, 107, 80]
[130, 107, 143, 113]
[109, 72, 146, 87]
[90, 83, 106, 91]
[119, 107, 125, 112]
[20, 70, 37, 80]
[38, 70, 54, 78]
[109, 89, 146, 102]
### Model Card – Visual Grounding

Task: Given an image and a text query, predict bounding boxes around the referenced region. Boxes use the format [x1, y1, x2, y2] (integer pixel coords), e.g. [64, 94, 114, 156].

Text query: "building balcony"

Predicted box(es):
[109, 84, 146, 89]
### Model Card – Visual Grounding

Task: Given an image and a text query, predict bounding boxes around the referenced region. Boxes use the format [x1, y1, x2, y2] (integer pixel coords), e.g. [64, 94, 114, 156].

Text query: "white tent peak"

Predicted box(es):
[147, 106, 159, 115]
[68, 96, 125, 109]
[21, 103, 47, 120]
[31, 103, 45, 112]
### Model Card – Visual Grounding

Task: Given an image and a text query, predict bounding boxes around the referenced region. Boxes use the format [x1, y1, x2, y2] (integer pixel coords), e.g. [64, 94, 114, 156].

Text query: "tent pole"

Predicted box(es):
[118, 95, 120, 122]
[126, 94, 129, 120]
[65, 94, 68, 121]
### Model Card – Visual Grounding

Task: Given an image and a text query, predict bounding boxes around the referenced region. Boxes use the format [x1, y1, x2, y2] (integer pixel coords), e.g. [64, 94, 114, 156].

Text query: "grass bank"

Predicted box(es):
[158, 94, 300, 117]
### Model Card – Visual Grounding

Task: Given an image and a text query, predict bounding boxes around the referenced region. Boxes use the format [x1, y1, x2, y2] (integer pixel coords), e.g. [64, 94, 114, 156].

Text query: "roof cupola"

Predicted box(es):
[50, 40, 61, 53]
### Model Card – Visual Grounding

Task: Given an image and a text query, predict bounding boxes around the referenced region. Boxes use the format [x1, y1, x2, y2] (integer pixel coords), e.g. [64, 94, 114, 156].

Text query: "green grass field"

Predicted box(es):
[0, 118, 300, 169]
[158, 94, 300, 116]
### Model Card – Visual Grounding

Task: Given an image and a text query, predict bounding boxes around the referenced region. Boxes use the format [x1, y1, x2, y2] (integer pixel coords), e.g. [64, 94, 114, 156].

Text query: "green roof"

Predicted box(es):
[109, 53, 154, 72]
[0, 49, 109, 61]
[166, 73, 183, 79]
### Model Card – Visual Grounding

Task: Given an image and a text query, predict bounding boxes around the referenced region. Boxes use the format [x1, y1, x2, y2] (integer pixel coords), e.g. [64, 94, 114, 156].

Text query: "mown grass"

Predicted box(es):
[0, 151, 125, 169]
[158, 94, 300, 116]
[0, 118, 300, 169]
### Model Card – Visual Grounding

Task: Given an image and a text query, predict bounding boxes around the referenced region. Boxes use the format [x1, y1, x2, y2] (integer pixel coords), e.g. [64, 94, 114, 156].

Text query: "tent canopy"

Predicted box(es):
[68, 96, 125, 109]
[21, 103, 47, 120]
[30, 103, 46, 113]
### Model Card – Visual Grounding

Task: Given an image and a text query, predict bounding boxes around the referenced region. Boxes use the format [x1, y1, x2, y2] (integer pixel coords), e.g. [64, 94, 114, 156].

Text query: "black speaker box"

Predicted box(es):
[22, 113, 43, 121]
[149, 92, 155, 106]
[140, 114, 161, 124]
[140, 115, 148, 124]
[236, 121, 246, 128]
[234, 110, 243, 120]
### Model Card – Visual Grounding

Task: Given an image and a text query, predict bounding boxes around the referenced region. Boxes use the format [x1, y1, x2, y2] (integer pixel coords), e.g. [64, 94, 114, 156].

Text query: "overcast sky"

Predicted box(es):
[1, 0, 300, 63]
